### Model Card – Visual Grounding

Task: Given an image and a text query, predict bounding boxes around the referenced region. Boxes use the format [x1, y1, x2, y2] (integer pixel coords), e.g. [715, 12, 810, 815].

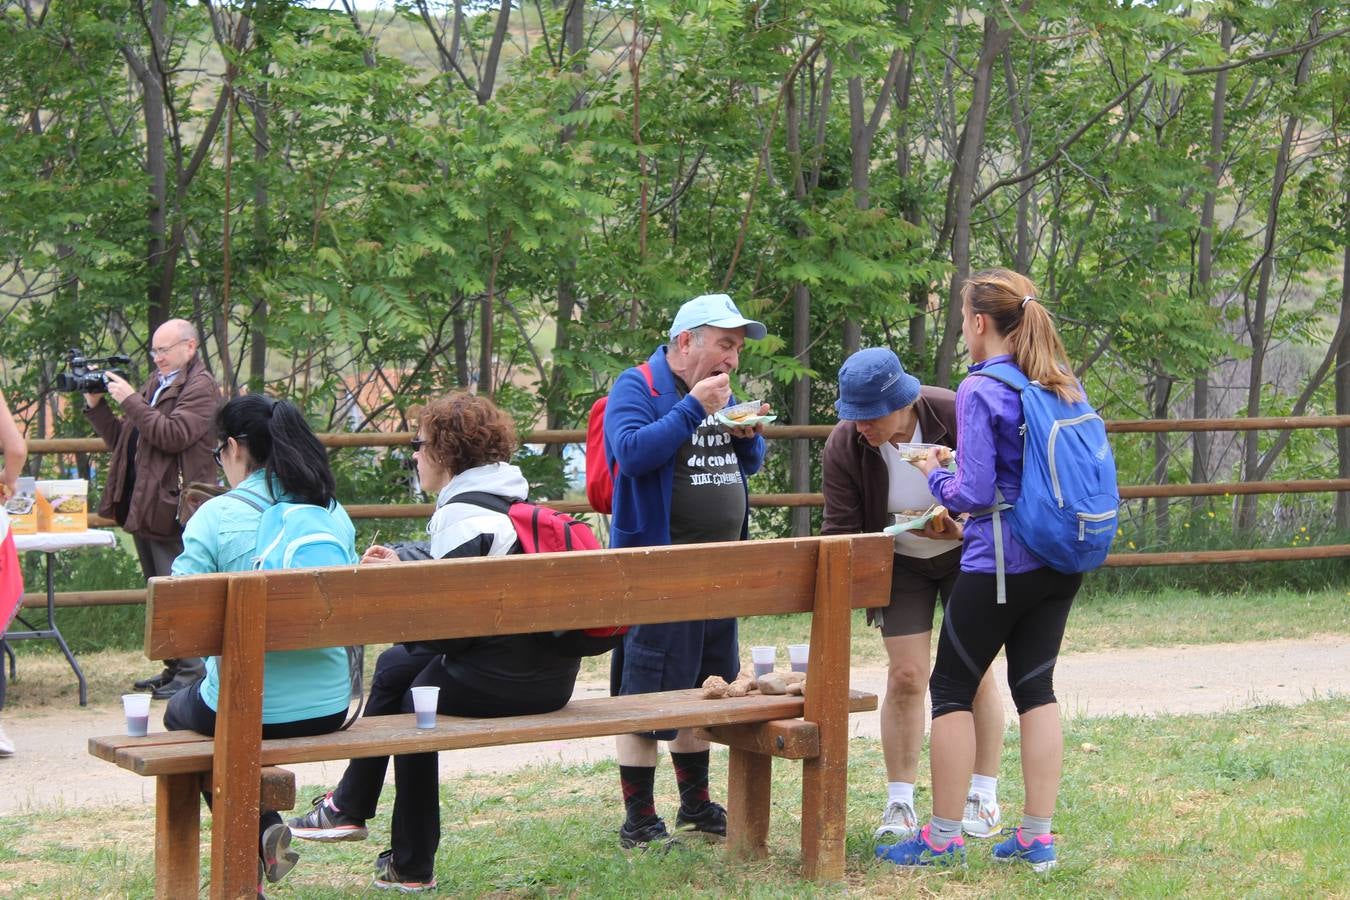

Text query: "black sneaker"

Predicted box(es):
[373, 849, 437, 892]
[259, 822, 299, 884]
[675, 801, 727, 842]
[619, 815, 677, 851]
[288, 792, 369, 842]
[133, 668, 173, 691]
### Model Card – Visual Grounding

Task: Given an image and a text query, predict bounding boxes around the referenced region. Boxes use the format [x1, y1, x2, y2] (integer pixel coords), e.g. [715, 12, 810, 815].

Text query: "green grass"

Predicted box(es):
[1, 699, 1345, 896]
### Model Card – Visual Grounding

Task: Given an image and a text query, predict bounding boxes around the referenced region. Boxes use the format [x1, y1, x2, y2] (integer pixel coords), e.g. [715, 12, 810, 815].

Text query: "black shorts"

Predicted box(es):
[873, 548, 962, 637]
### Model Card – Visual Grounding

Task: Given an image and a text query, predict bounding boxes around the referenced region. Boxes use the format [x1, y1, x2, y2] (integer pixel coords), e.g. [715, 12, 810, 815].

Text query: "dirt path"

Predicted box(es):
[1, 634, 1345, 816]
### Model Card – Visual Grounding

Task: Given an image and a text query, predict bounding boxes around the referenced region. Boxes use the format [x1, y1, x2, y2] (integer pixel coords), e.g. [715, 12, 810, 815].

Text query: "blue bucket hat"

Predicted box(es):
[834, 348, 921, 420]
[669, 294, 767, 341]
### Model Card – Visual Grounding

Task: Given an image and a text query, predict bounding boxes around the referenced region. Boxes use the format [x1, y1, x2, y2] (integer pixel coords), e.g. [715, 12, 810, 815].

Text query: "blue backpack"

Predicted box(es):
[229, 487, 364, 725]
[973, 363, 1119, 601]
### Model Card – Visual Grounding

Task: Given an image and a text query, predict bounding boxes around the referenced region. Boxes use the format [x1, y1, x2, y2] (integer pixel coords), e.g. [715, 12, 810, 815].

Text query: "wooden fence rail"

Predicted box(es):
[17, 415, 1347, 601]
[22, 414, 1350, 454]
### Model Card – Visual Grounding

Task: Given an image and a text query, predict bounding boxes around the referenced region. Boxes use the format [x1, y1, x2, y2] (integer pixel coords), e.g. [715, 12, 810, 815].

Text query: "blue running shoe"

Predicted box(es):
[992, 827, 1057, 872]
[874, 824, 966, 868]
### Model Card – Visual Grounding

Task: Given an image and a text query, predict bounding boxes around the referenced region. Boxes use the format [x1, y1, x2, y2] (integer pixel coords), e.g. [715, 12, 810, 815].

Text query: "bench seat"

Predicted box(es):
[91, 688, 878, 775]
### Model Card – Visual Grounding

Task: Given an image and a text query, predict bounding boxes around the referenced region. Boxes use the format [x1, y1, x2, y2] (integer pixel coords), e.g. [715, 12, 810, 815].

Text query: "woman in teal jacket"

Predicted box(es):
[165, 394, 356, 894]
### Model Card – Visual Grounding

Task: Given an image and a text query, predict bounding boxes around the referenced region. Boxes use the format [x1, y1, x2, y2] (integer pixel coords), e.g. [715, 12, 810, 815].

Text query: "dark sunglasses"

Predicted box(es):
[409, 437, 427, 451]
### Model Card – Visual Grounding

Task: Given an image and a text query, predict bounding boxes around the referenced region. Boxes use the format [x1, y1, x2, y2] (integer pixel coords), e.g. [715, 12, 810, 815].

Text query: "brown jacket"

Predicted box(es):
[820, 385, 959, 537]
[85, 354, 220, 540]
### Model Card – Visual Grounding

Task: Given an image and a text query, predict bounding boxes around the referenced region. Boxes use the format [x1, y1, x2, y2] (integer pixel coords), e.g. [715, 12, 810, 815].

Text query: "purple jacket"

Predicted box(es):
[927, 355, 1041, 574]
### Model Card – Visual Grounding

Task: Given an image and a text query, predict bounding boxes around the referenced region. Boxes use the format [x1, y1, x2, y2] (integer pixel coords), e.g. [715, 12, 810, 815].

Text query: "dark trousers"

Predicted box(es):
[133, 532, 204, 681]
[331, 645, 571, 881]
[165, 678, 346, 839]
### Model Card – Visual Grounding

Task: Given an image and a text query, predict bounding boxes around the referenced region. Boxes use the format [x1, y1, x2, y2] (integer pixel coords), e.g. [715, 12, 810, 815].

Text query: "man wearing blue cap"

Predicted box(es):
[821, 347, 1005, 845]
[603, 293, 771, 850]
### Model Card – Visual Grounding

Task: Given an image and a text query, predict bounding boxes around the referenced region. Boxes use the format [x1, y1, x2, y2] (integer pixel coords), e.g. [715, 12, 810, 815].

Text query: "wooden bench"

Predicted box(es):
[89, 534, 892, 898]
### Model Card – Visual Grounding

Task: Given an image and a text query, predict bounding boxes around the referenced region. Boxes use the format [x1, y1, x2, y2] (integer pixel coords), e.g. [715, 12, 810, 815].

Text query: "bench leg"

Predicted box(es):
[800, 752, 847, 880]
[156, 773, 200, 900]
[725, 746, 770, 860]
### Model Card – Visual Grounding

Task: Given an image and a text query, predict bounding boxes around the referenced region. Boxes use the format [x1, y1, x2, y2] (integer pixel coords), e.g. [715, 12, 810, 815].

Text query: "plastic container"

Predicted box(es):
[36, 479, 88, 532]
[6, 476, 38, 534]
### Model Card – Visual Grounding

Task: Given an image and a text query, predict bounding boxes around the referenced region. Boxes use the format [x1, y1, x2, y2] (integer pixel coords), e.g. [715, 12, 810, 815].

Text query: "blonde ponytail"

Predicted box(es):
[962, 269, 1083, 402]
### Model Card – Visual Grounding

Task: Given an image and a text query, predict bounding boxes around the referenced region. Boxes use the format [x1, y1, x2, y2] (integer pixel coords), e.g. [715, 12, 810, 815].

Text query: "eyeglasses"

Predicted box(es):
[213, 434, 245, 467]
[409, 437, 427, 451]
[150, 339, 189, 358]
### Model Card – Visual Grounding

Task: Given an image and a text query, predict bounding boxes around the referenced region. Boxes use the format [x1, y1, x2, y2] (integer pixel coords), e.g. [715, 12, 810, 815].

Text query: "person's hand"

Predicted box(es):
[0, 472, 13, 500]
[727, 402, 771, 439]
[919, 507, 962, 541]
[83, 392, 104, 408]
[102, 371, 135, 404]
[360, 544, 400, 565]
[911, 446, 953, 476]
[690, 372, 731, 416]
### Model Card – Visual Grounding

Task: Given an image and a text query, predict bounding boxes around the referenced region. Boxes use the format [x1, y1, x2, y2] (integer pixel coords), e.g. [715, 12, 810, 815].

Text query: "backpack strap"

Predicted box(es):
[637, 361, 657, 395]
[449, 491, 521, 516]
[970, 361, 1030, 392]
[225, 487, 271, 513]
[968, 364, 1027, 606]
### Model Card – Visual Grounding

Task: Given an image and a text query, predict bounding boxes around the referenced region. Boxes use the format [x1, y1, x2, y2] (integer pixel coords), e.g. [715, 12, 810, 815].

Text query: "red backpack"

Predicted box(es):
[453, 492, 627, 655]
[584, 362, 657, 514]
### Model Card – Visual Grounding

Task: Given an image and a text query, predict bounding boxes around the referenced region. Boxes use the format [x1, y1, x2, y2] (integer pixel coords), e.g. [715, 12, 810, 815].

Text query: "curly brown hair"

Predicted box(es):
[416, 392, 517, 476]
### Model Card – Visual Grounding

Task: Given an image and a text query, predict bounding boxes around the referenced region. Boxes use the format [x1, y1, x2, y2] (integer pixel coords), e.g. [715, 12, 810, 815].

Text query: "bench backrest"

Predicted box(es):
[144, 535, 892, 658]
[146, 533, 892, 893]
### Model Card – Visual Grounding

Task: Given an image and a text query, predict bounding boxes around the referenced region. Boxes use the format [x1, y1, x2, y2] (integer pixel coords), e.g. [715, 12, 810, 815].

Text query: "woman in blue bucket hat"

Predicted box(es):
[820, 347, 1005, 845]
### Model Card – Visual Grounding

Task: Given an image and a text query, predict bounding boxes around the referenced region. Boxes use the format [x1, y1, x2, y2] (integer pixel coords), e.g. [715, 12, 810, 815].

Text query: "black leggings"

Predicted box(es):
[929, 567, 1082, 719]
[164, 678, 347, 840]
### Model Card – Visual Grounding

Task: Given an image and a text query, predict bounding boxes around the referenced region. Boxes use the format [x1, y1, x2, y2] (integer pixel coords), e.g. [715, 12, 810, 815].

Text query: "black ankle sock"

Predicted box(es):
[619, 765, 657, 824]
[670, 750, 711, 812]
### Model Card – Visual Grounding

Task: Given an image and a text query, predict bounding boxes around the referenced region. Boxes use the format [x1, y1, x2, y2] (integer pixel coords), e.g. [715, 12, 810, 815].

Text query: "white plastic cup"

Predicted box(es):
[787, 643, 809, 673]
[410, 686, 440, 729]
[122, 692, 152, 737]
[750, 646, 776, 678]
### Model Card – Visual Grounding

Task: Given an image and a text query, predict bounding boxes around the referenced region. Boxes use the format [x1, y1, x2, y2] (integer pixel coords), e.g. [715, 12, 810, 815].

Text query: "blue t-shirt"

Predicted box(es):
[171, 470, 355, 724]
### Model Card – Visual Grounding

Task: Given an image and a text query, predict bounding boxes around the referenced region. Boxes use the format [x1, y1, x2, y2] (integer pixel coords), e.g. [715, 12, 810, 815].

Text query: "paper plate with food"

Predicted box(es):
[715, 400, 777, 429]
[884, 504, 945, 535]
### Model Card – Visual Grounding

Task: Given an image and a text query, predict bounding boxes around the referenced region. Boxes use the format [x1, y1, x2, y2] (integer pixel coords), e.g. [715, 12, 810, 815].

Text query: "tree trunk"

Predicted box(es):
[844, 46, 904, 359]
[544, 0, 585, 448]
[1236, 17, 1316, 531]
[1002, 49, 1032, 272]
[786, 70, 813, 537]
[933, 11, 1022, 387]
[248, 76, 270, 389]
[1192, 19, 1232, 509]
[139, 0, 171, 332]
[890, 37, 925, 362]
[1337, 210, 1350, 529]
[453, 310, 469, 388]
[1150, 371, 1172, 539]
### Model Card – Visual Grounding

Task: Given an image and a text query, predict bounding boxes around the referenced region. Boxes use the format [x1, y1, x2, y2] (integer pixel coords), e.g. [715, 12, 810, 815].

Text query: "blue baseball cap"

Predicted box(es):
[669, 294, 767, 341]
[835, 348, 921, 420]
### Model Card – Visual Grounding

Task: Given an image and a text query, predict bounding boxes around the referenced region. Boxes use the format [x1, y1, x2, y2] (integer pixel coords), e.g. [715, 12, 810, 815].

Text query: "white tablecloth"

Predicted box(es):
[13, 530, 118, 553]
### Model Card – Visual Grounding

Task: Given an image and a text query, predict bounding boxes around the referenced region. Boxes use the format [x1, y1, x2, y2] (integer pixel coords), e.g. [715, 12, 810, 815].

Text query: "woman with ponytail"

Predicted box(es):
[165, 394, 357, 893]
[878, 269, 1087, 872]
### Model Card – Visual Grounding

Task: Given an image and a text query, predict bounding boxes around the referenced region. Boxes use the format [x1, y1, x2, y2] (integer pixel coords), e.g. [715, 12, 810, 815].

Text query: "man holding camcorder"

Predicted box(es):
[82, 319, 219, 699]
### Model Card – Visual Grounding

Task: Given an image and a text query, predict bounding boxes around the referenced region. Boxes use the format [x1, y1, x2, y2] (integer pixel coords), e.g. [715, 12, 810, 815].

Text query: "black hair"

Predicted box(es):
[217, 394, 336, 507]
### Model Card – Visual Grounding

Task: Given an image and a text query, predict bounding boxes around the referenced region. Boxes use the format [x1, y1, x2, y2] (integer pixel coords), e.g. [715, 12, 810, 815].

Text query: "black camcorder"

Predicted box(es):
[53, 349, 133, 393]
